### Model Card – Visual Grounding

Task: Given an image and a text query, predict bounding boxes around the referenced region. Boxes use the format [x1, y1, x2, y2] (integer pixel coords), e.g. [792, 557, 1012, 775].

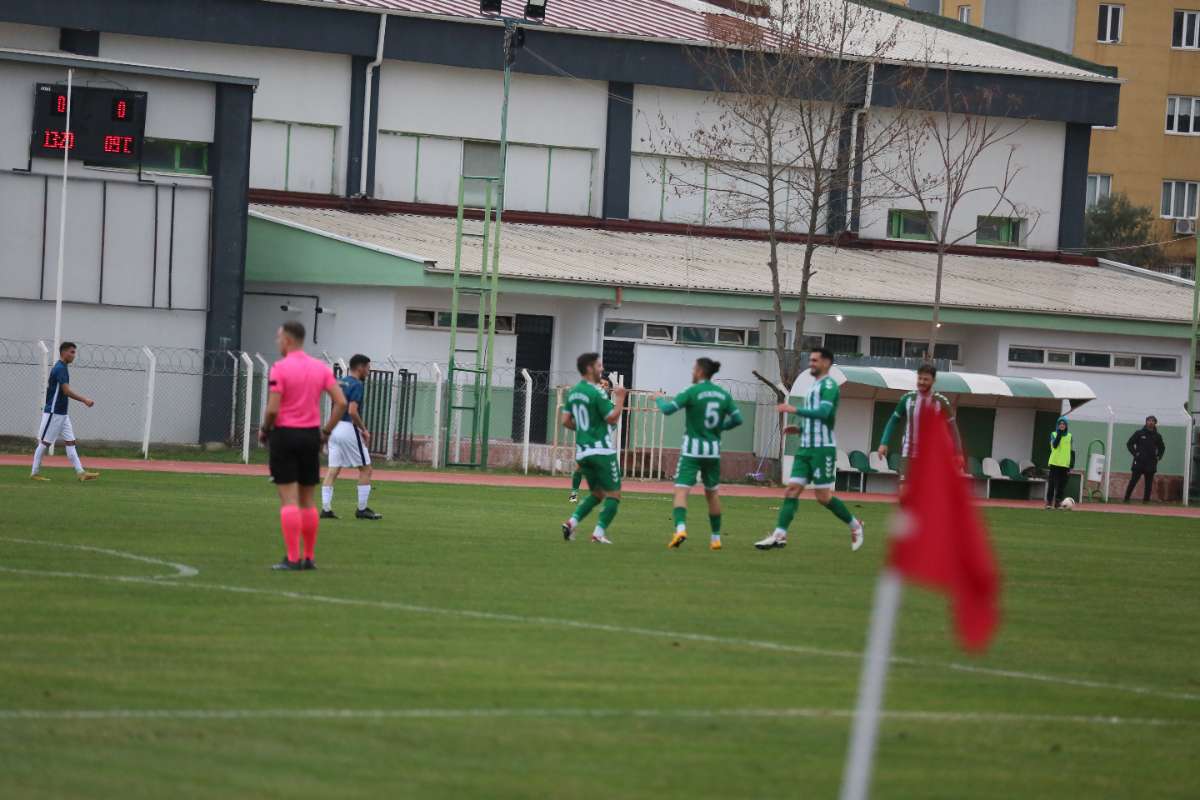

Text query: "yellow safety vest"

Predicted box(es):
[1048, 432, 1072, 468]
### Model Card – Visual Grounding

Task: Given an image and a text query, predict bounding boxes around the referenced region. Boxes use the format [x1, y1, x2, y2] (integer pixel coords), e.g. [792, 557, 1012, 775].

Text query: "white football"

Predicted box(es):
[1060, 497, 1076, 509]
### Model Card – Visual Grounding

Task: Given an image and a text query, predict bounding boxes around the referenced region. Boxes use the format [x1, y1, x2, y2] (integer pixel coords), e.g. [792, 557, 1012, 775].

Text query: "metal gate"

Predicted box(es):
[332, 365, 418, 460]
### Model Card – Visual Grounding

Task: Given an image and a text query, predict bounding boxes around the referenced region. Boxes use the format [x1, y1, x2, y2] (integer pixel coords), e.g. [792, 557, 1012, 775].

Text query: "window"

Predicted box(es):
[717, 328, 746, 345]
[747, 331, 761, 347]
[678, 325, 716, 345]
[1097, 4, 1123, 43]
[1141, 355, 1178, 373]
[405, 309, 436, 328]
[1162, 180, 1199, 219]
[645, 324, 675, 341]
[140, 138, 209, 175]
[1173, 10, 1200, 48]
[957, 5, 971, 23]
[1086, 174, 1112, 208]
[824, 333, 860, 355]
[904, 341, 961, 362]
[1112, 354, 1138, 369]
[976, 216, 1023, 246]
[870, 337, 902, 358]
[1166, 96, 1200, 134]
[888, 209, 934, 241]
[1074, 352, 1112, 369]
[603, 321, 644, 339]
[1047, 351, 1071, 365]
[1008, 347, 1045, 364]
[462, 141, 501, 208]
[799, 334, 825, 352]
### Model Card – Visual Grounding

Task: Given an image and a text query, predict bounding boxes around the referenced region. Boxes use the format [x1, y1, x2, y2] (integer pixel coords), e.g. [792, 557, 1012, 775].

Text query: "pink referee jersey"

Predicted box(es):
[269, 350, 336, 429]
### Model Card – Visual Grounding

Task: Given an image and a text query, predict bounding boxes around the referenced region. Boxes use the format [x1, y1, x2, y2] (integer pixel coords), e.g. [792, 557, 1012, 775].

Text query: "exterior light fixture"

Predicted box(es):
[524, 0, 547, 21]
[835, 314, 844, 322]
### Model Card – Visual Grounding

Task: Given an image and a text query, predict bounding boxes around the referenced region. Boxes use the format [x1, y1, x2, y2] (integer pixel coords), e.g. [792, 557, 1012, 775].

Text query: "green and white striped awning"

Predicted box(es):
[792, 366, 1096, 409]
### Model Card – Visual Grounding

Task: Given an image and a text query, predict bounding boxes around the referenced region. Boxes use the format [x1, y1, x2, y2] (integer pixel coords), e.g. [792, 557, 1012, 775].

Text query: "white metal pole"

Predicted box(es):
[386, 364, 402, 461]
[432, 363, 444, 468]
[36, 340, 50, 436]
[254, 353, 270, 447]
[52, 69, 73, 355]
[240, 352, 254, 464]
[1103, 405, 1114, 503]
[1181, 408, 1193, 507]
[141, 346, 157, 459]
[227, 351, 239, 442]
[521, 368, 533, 474]
[839, 570, 904, 800]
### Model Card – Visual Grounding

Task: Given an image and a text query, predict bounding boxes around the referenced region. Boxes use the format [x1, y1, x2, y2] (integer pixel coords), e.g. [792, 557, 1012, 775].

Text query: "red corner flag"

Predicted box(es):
[889, 402, 1001, 652]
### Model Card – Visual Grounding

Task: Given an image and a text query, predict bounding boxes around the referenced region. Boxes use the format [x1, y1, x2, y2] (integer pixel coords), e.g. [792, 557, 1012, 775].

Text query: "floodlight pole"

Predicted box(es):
[1187, 234, 1198, 505]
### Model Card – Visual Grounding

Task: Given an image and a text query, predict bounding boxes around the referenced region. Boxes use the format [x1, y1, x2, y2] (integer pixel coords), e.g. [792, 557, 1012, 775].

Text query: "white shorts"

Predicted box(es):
[328, 420, 371, 468]
[38, 412, 76, 444]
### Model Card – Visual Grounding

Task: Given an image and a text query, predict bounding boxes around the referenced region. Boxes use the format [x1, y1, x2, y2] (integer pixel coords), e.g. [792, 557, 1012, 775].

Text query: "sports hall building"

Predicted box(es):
[0, 0, 1195, 496]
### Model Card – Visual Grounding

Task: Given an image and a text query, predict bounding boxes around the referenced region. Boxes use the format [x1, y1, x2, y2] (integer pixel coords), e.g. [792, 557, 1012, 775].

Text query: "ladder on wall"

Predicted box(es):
[443, 173, 502, 468]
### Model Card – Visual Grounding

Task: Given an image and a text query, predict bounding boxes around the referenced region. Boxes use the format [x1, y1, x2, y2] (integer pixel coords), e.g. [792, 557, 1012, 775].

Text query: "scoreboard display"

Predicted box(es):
[31, 83, 148, 165]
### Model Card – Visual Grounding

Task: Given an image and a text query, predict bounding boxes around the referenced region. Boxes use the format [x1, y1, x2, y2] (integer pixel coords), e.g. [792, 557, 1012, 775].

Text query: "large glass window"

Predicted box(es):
[957, 5, 971, 23]
[1141, 355, 1178, 373]
[824, 334, 860, 355]
[1074, 352, 1112, 369]
[976, 216, 1023, 246]
[904, 341, 961, 362]
[603, 321, 644, 339]
[1166, 96, 1200, 134]
[1008, 347, 1045, 364]
[870, 337, 902, 358]
[1162, 180, 1199, 219]
[1097, 3, 1123, 43]
[1173, 10, 1200, 48]
[678, 326, 716, 345]
[141, 138, 210, 175]
[1086, 174, 1112, 208]
[887, 209, 934, 241]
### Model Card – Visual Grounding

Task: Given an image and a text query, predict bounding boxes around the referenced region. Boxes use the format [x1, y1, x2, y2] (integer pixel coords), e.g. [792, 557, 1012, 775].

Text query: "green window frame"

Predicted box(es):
[141, 138, 210, 175]
[887, 209, 934, 241]
[976, 216, 1023, 246]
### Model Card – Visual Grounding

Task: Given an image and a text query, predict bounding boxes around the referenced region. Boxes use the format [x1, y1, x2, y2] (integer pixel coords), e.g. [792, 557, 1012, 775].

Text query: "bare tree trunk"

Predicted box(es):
[792, 238, 818, 374]
[926, 247, 945, 360]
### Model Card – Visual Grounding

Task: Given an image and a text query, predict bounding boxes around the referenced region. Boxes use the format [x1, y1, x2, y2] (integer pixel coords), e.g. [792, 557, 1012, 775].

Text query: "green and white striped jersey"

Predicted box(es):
[796, 376, 839, 448]
[660, 380, 742, 459]
[887, 390, 952, 457]
[565, 380, 616, 459]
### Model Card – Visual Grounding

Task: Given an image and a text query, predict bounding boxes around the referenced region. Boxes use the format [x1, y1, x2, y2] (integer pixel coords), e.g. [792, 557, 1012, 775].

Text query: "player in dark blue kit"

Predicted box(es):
[31, 341, 99, 482]
[320, 354, 381, 520]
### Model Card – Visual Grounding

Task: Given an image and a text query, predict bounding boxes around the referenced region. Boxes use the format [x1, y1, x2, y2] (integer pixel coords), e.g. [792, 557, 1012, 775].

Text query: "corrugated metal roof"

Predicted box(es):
[263, 0, 1115, 81]
[249, 204, 1194, 324]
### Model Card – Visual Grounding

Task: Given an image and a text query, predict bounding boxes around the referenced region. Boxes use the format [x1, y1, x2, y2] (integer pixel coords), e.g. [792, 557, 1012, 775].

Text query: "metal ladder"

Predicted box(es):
[443, 174, 502, 468]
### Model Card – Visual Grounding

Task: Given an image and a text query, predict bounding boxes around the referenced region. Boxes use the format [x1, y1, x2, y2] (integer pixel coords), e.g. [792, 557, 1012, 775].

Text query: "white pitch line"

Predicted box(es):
[0, 537, 197, 578]
[0, 707, 1194, 727]
[2, 539, 1197, 704]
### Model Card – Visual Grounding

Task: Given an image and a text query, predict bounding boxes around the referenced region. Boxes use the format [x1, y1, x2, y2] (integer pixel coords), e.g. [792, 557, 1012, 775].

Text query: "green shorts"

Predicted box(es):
[576, 453, 622, 493]
[789, 446, 837, 489]
[674, 455, 721, 490]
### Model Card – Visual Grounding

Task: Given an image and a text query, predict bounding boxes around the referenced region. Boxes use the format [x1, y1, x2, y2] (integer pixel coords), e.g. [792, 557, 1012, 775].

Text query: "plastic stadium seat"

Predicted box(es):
[981, 457, 1005, 480]
[999, 458, 1028, 481]
[967, 457, 986, 478]
[837, 449, 864, 492]
[849, 450, 875, 474]
[868, 452, 895, 474]
[887, 452, 901, 472]
[1019, 459, 1036, 474]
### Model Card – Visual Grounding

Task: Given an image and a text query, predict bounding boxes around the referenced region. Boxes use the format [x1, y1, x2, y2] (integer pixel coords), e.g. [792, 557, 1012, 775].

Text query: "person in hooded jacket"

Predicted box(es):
[1124, 415, 1166, 503]
[1046, 417, 1073, 509]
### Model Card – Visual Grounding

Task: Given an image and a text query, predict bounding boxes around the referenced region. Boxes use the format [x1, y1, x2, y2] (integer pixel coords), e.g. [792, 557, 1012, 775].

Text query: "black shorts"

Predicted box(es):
[269, 427, 322, 486]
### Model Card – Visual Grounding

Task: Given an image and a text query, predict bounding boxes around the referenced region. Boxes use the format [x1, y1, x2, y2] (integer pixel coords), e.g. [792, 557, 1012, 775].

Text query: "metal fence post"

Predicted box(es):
[36, 340, 49, 440]
[254, 353, 270, 447]
[240, 352, 254, 465]
[521, 368, 532, 474]
[141, 346, 157, 459]
[1181, 407, 1193, 507]
[227, 350, 239, 443]
[387, 362, 402, 462]
[1103, 405, 1114, 503]
[432, 363, 444, 468]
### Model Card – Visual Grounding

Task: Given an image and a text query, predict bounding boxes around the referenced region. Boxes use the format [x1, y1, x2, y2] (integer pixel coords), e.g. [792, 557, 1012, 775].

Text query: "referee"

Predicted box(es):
[258, 321, 347, 571]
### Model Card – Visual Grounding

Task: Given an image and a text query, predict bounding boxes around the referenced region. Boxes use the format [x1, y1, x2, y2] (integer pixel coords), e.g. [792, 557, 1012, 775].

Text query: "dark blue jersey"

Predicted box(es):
[339, 375, 364, 422]
[44, 361, 70, 414]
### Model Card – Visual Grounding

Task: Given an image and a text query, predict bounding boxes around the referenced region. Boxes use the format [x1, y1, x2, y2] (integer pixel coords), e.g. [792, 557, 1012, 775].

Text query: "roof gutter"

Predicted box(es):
[359, 13, 387, 198]
[845, 61, 874, 231]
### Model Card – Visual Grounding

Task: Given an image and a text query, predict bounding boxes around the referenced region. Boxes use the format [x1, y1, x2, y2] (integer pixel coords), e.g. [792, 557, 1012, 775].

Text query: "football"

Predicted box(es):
[1060, 497, 1076, 509]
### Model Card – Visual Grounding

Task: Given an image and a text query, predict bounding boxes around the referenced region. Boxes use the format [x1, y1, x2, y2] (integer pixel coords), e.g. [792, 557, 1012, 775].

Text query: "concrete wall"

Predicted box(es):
[982, 0, 1079, 56]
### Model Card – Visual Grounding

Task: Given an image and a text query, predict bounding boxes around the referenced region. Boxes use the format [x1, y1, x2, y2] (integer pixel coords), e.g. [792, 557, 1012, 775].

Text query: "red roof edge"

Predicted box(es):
[247, 189, 1098, 267]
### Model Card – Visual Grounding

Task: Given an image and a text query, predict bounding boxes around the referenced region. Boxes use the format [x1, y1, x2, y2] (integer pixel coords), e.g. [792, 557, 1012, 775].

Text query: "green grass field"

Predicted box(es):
[0, 466, 1196, 799]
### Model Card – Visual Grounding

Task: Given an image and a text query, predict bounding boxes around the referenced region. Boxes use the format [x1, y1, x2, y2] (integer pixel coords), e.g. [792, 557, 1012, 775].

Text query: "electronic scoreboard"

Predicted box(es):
[30, 83, 148, 166]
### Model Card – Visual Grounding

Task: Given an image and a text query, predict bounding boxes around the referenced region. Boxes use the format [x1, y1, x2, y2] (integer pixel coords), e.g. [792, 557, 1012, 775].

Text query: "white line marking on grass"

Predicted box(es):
[2, 539, 1197, 704]
[0, 707, 1194, 727]
[0, 537, 197, 578]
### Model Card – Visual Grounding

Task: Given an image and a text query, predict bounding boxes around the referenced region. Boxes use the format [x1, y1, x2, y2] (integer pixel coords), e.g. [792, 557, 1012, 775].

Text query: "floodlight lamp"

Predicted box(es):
[524, 0, 547, 21]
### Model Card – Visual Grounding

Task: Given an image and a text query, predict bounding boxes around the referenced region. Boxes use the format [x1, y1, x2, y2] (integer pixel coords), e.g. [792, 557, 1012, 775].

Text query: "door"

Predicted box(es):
[601, 339, 635, 388]
[512, 314, 554, 444]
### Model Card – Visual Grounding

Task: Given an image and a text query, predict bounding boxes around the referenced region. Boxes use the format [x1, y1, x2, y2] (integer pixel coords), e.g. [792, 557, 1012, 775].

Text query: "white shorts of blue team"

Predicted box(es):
[38, 412, 76, 444]
[328, 420, 371, 468]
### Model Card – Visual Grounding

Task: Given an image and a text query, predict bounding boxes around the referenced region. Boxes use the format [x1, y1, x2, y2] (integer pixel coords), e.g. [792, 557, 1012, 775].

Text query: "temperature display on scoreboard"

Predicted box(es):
[31, 83, 147, 165]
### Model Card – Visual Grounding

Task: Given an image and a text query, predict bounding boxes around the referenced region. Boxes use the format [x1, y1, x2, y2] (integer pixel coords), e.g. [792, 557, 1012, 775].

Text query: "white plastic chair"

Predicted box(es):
[836, 449, 864, 492]
[869, 451, 896, 474]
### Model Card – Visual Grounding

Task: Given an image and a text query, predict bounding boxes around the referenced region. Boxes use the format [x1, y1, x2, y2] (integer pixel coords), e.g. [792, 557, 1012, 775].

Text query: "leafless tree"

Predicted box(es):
[643, 0, 908, 387]
[867, 67, 1041, 358]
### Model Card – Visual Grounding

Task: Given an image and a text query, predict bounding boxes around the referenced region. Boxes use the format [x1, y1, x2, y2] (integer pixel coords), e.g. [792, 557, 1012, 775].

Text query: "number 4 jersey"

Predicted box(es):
[565, 380, 616, 459]
[661, 381, 742, 458]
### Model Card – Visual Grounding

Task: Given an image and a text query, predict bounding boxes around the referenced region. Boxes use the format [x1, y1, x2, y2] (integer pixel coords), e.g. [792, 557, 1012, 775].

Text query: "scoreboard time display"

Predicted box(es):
[31, 83, 148, 165]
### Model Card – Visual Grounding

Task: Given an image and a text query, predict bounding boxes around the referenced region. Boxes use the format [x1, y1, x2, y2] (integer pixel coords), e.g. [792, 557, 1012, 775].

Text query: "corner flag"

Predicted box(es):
[840, 399, 1001, 800]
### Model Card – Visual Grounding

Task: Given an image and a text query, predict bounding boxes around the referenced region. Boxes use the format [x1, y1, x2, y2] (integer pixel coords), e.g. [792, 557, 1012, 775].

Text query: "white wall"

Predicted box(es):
[860, 108, 1065, 250]
[991, 406, 1037, 462]
[375, 61, 607, 214]
[99, 33, 352, 195]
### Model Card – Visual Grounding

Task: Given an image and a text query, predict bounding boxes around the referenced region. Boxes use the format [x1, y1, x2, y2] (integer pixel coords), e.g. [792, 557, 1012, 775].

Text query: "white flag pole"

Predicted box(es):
[52, 68, 74, 355]
[839, 569, 904, 800]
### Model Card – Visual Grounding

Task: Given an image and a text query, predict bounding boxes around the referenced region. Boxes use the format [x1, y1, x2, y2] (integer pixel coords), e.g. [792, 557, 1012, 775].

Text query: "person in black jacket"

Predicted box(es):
[1124, 416, 1166, 503]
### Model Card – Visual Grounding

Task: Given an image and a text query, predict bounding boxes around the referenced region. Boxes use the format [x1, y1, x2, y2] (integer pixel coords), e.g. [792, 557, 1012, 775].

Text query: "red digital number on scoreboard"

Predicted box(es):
[113, 98, 129, 121]
[102, 135, 135, 154]
[43, 130, 76, 150]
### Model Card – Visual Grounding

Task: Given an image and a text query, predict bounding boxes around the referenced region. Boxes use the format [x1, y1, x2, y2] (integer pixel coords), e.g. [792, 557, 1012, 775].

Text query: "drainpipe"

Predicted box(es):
[595, 287, 624, 351]
[359, 14, 387, 198]
[845, 62, 875, 232]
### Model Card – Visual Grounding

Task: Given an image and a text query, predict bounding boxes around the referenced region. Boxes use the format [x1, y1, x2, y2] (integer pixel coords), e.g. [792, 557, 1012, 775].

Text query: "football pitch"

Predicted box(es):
[0, 466, 1196, 799]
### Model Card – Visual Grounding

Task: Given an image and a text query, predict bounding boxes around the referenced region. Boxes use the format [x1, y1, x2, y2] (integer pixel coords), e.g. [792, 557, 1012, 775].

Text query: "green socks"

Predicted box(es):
[571, 470, 583, 491]
[709, 514, 722, 534]
[775, 497, 799, 532]
[598, 497, 620, 529]
[673, 506, 687, 530]
[572, 494, 600, 522]
[826, 496, 854, 525]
